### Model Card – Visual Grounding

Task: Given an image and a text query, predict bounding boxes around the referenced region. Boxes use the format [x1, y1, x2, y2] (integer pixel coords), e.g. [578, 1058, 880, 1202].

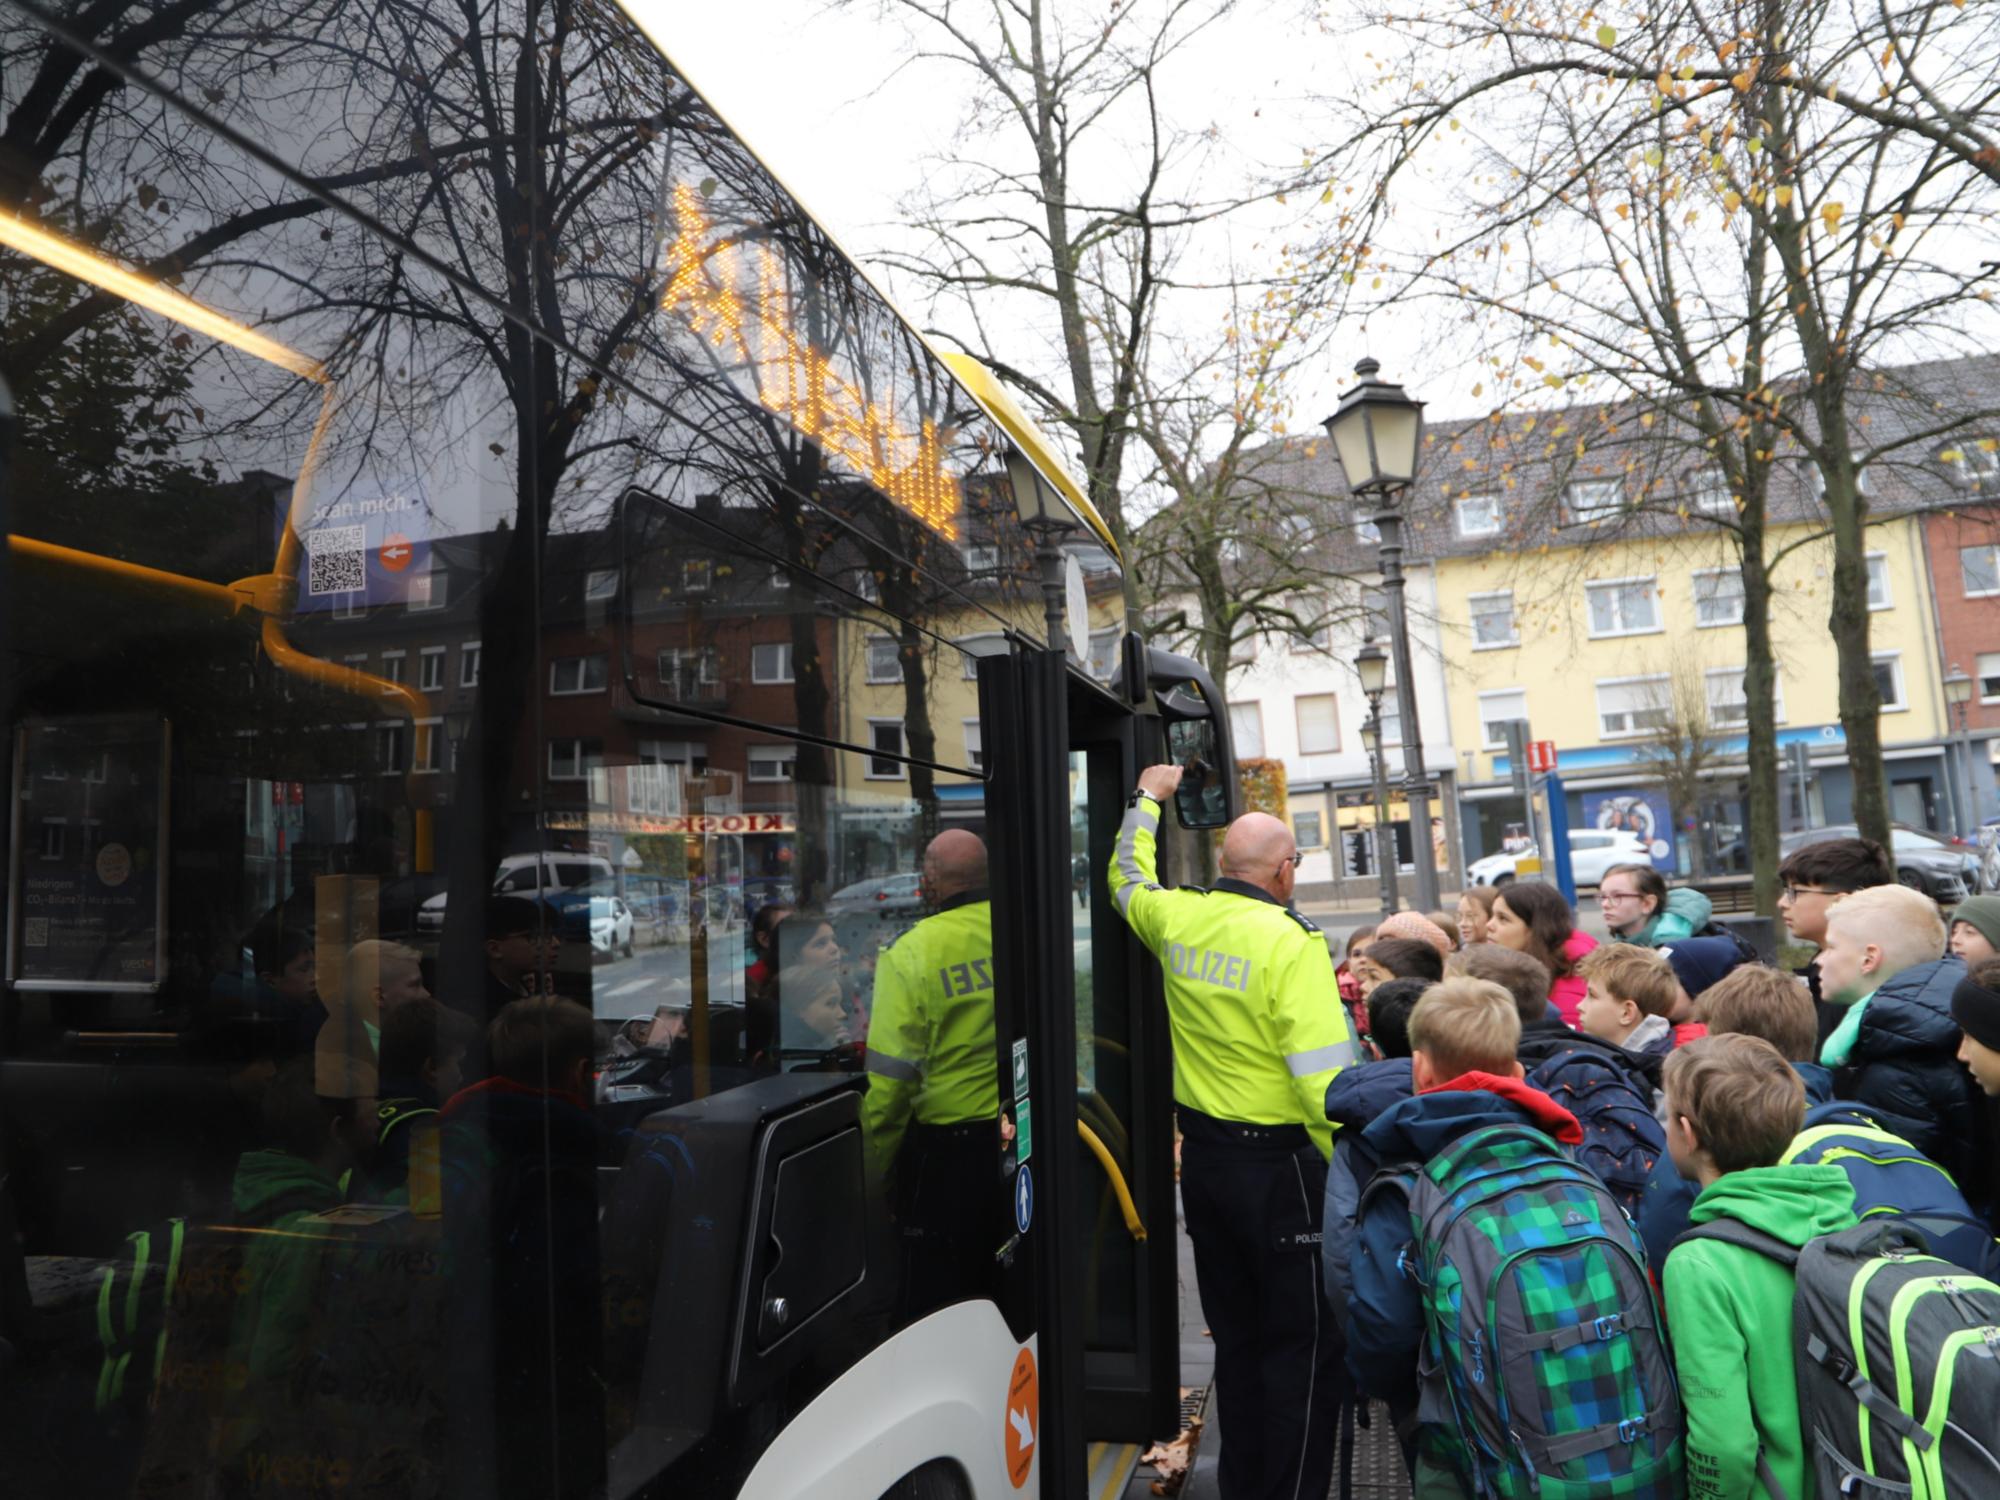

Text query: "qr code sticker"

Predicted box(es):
[307, 525, 367, 596]
[23, 918, 48, 947]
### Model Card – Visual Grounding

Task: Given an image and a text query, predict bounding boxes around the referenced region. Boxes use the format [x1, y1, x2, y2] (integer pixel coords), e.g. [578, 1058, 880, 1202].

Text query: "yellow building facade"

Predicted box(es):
[1433, 513, 1958, 864]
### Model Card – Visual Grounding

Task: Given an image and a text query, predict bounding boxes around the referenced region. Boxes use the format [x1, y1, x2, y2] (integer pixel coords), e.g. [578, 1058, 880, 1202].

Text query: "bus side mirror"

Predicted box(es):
[1164, 717, 1228, 830]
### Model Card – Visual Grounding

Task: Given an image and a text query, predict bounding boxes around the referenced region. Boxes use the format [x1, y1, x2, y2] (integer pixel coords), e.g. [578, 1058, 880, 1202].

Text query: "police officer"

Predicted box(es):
[861, 829, 1000, 1317]
[1109, 764, 1353, 1500]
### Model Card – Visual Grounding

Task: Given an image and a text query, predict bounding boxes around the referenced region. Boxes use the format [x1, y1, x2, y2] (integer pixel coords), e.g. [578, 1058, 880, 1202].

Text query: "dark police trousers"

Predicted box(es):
[1179, 1107, 1342, 1500]
[894, 1119, 1002, 1321]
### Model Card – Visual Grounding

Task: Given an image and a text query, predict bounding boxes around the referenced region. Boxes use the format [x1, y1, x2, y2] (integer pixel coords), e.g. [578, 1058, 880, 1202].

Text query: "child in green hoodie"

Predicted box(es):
[1661, 1034, 1859, 1500]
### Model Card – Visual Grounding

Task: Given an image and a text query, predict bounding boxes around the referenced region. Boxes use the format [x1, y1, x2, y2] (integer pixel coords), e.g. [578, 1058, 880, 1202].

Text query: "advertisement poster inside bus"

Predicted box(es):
[7, 718, 169, 990]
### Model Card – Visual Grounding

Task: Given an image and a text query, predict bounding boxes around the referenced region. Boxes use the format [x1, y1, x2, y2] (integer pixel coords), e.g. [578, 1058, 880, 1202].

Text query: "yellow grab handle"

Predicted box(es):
[1077, 1121, 1146, 1241]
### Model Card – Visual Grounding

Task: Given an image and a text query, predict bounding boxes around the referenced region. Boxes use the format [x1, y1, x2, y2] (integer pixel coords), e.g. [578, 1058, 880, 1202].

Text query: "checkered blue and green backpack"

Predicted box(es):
[1368, 1122, 1685, 1498]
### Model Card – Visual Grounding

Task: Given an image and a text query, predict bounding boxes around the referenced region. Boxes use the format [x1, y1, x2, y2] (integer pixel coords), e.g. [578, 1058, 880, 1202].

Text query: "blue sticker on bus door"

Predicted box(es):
[1015, 1165, 1034, 1235]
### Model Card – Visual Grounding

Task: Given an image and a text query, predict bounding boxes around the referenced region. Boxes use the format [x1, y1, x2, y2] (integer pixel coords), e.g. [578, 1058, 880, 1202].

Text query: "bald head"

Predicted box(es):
[924, 829, 989, 901]
[1219, 812, 1298, 898]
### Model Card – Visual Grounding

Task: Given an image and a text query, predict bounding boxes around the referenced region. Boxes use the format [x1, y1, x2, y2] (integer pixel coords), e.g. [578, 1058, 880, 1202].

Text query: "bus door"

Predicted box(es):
[983, 636, 1233, 1497]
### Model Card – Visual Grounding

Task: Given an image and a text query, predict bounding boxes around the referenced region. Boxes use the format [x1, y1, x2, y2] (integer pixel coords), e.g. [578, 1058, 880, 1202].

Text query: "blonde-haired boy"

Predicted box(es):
[1813, 880, 1981, 1188]
[1576, 945, 1680, 1058]
[1344, 976, 1588, 1491]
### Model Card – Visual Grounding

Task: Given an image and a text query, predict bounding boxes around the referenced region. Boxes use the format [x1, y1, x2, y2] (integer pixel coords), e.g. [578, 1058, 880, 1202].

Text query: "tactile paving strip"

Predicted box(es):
[1331, 1402, 1412, 1500]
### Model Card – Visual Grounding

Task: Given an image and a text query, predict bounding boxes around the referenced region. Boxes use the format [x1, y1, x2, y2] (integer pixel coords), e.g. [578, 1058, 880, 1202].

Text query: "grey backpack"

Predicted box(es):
[1679, 1217, 2000, 1497]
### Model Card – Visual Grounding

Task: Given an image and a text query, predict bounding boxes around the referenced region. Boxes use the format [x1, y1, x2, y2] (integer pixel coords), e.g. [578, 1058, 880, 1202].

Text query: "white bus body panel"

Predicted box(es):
[736, 1300, 1034, 1499]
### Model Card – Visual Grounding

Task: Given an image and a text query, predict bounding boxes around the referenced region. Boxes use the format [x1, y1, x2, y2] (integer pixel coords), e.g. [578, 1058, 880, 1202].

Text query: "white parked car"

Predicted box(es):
[416, 852, 618, 933]
[1466, 829, 1652, 888]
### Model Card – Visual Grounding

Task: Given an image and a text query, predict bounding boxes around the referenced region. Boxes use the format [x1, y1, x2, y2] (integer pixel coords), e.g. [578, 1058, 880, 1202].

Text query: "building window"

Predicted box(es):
[1478, 688, 1529, 751]
[1705, 667, 1785, 726]
[751, 641, 795, 684]
[747, 744, 797, 783]
[963, 719, 984, 770]
[866, 636, 902, 684]
[377, 651, 405, 686]
[682, 558, 711, 593]
[1596, 676, 1672, 739]
[1865, 552, 1891, 611]
[1692, 569, 1745, 628]
[332, 593, 365, 620]
[38, 818, 65, 861]
[419, 647, 446, 692]
[1977, 652, 2000, 704]
[957, 633, 1010, 680]
[658, 648, 720, 696]
[413, 718, 442, 773]
[1691, 469, 1735, 516]
[1469, 591, 1518, 648]
[1585, 577, 1662, 637]
[1944, 437, 2000, 488]
[1565, 478, 1624, 523]
[375, 724, 406, 774]
[866, 720, 905, 779]
[1231, 630, 1258, 667]
[1087, 629, 1120, 681]
[1360, 586, 1390, 642]
[585, 569, 619, 601]
[1871, 653, 1906, 712]
[1288, 596, 1331, 652]
[1455, 493, 1503, 538]
[1293, 810, 1325, 850]
[343, 654, 366, 675]
[769, 566, 791, 592]
[460, 642, 482, 687]
[1355, 515, 1381, 545]
[1378, 687, 1401, 747]
[1296, 694, 1340, 755]
[549, 654, 608, 695]
[853, 568, 880, 603]
[1962, 544, 2000, 598]
[407, 559, 446, 612]
[548, 737, 603, 781]
[961, 542, 1001, 574]
[1228, 702, 1265, 759]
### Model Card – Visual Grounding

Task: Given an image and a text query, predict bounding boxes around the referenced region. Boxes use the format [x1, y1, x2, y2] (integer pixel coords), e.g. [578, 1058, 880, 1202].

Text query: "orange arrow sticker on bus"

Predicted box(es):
[379, 534, 414, 572]
[1005, 1347, 1038, 1488]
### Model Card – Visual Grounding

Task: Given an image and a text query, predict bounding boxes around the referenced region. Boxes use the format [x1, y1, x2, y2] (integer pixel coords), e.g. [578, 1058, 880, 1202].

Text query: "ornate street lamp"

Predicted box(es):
[1325, 359, 1440, 909]
[1005, 445, 1083, 656]
[1359, 710, 1397, 915]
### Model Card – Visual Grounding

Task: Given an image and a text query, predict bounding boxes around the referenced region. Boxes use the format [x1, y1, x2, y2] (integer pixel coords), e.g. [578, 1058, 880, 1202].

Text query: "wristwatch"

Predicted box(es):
[1128, 786, 1159, 808]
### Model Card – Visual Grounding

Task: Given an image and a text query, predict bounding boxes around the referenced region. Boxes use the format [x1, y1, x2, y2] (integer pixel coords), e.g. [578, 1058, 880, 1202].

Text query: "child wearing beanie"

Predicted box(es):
[1953, 956, 2000, 1096]
[1950, 896, 2000, 966]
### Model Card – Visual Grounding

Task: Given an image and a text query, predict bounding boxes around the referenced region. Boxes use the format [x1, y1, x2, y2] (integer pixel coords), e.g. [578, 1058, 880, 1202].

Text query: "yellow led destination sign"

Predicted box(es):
[659, 182, 962, 539]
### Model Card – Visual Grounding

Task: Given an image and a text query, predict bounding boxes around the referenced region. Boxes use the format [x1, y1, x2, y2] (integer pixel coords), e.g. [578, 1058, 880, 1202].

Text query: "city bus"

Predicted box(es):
[0, 2, 1237, 1495]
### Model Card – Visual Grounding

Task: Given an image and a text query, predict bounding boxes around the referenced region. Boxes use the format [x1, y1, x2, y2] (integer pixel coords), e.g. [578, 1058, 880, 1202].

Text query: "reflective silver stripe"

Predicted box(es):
[865, 1048, 922, 1082]
[1285, 1040, 1358, 1077]
[1112, 806, 1158, 916]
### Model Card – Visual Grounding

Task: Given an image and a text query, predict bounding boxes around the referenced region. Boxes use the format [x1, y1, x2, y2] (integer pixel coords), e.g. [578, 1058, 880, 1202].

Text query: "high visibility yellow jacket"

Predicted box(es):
[1108, 793, 1352, 1157]
[860, 893, 998, 1174]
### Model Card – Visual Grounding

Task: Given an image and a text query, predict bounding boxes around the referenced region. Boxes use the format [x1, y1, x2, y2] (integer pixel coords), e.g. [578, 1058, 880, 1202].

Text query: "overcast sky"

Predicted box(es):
[632, 1, 1458, 434]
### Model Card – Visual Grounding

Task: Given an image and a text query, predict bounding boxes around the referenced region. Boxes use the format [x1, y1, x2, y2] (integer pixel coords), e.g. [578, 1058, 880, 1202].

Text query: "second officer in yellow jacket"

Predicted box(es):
[861, 828, 1000, 1318]
[1109, 763, 1354, 1500]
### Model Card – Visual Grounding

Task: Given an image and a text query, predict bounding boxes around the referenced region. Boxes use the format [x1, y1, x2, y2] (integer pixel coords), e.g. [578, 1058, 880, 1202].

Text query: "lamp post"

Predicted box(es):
[1324, 358, 1439, 910]
[1944, 664, 1976, 835]
[1005, 446, 1081, 655]
[1359, 708, 1397, 916]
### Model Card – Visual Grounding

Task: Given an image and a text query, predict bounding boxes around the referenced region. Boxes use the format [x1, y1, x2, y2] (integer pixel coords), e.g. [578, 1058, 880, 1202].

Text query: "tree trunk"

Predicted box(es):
[1739, 493, 1784, 914]
[1822, 464, 1889, 845]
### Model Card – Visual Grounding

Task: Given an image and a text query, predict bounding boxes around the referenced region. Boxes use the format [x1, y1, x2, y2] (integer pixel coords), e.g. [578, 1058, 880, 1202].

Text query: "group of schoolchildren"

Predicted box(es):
[201, 912, 610, 1499]
[1318, 846, 2000, 1500]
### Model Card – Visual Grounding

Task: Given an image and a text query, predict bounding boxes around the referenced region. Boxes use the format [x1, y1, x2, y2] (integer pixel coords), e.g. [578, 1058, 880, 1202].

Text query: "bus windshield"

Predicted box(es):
[0, 2, 1129, 1496]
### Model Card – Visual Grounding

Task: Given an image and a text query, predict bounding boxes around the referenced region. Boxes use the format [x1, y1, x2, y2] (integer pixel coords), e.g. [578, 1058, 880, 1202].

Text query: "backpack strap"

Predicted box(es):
[1671, 1218, 1799, 1268]
[1803, 1332, 1937, 1454]
[376, 1096, 439, 1147]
